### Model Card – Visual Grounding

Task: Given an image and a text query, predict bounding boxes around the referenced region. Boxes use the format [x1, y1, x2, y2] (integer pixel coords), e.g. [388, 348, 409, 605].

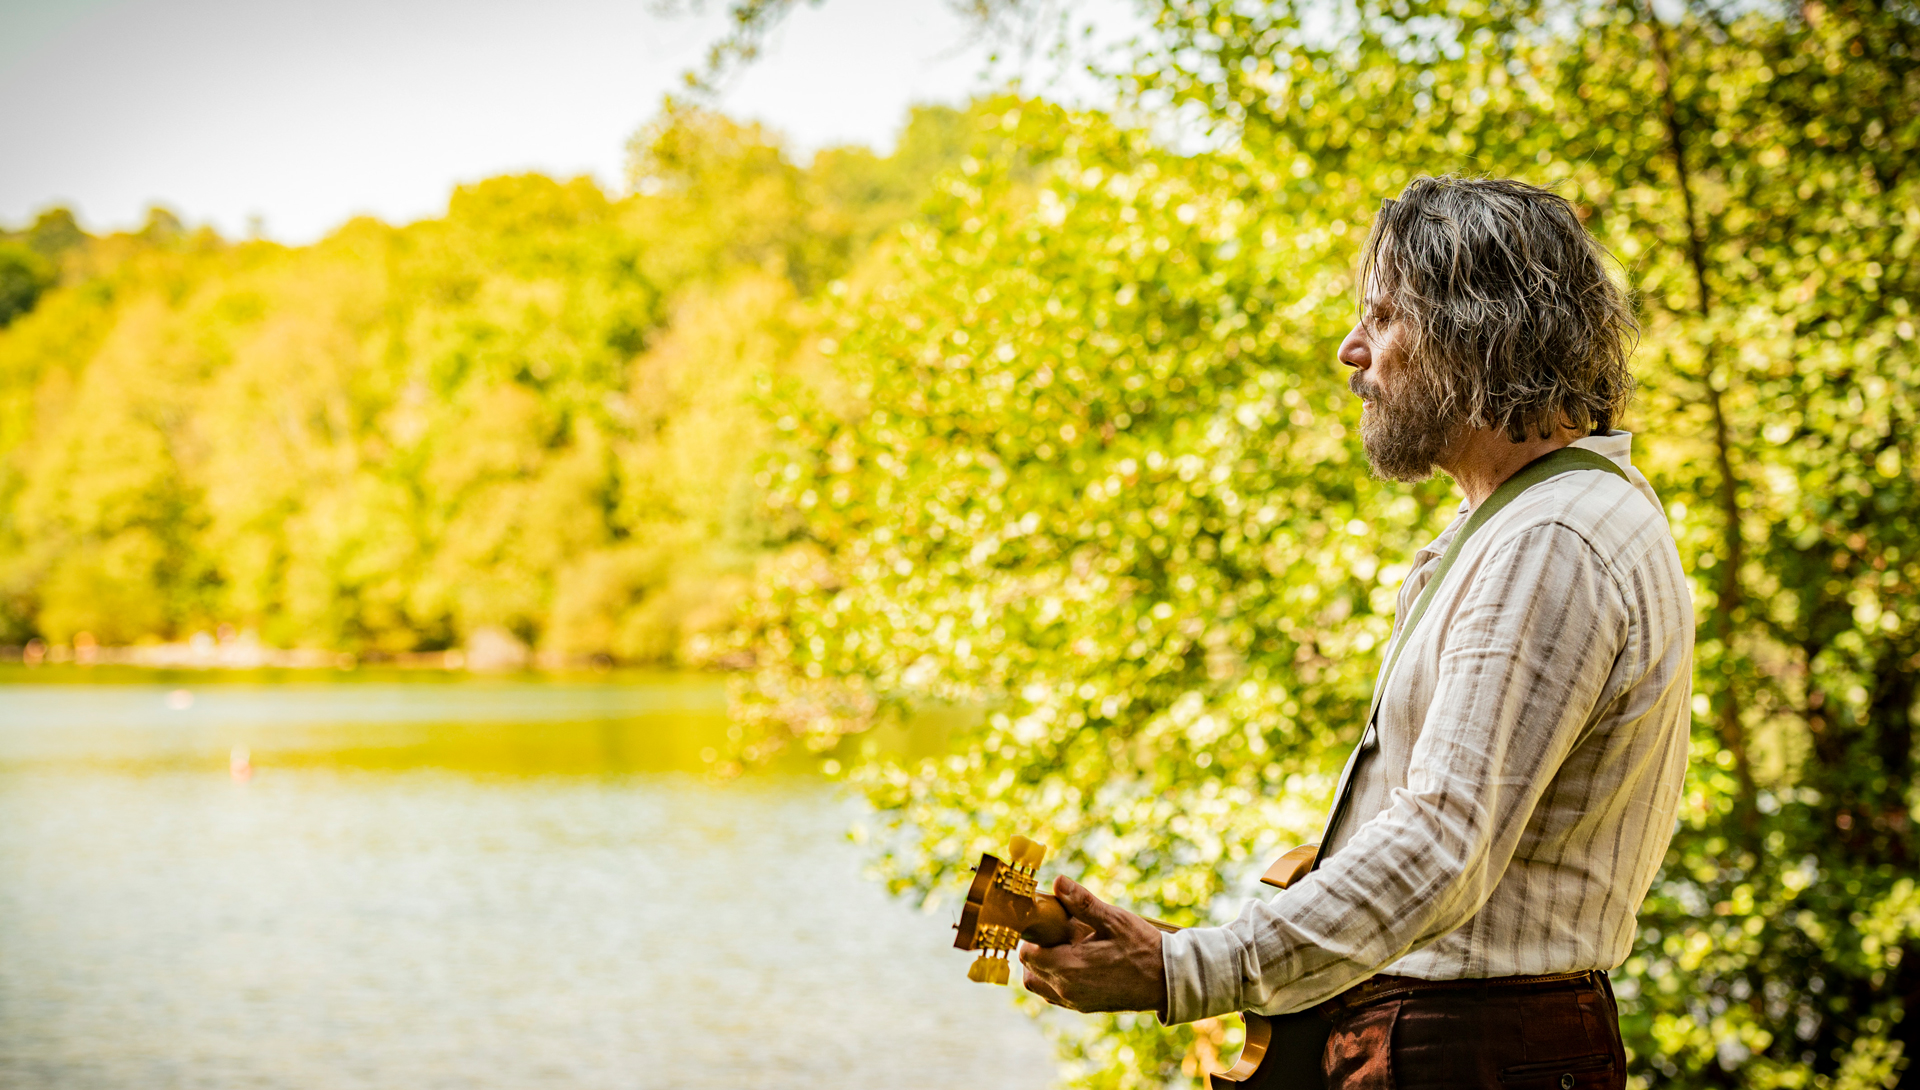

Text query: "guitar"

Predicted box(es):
[953, 836, 1328, 1090]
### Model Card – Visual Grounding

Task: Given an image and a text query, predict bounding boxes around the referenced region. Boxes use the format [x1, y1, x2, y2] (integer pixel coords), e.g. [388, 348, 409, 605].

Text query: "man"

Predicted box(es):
[1020, 175, 1693, 1089]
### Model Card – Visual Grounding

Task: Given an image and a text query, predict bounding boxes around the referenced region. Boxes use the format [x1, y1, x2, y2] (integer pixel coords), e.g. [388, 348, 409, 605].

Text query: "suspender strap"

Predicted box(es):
[1312, 446, 1630, 868]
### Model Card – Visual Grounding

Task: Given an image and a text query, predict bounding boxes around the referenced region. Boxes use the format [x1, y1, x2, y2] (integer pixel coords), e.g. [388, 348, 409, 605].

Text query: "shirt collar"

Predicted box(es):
[1569, 429, 1633, 469]
[1571, 430, 1665, 515]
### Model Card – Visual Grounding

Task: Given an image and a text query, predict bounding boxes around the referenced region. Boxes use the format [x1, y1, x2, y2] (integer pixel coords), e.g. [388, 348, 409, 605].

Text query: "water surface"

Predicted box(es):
[0, 671, 1053, 1089]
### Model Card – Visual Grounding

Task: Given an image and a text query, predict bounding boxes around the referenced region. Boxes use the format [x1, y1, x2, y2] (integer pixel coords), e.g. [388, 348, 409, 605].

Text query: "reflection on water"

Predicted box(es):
[0, 671, 1052, 1089]
[0, 669, 742, 775]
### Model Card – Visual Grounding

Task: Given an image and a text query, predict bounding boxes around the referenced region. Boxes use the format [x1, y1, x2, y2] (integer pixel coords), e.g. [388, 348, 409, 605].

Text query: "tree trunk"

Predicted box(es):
[1641, 5, 1757, 828]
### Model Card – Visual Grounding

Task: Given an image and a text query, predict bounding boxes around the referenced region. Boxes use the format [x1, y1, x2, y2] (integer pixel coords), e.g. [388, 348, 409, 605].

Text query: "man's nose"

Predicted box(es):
[1338, 326, 1369, 369]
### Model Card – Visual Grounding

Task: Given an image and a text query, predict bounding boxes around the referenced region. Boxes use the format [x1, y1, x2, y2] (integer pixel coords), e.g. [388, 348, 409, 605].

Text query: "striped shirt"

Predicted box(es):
[1161, 431, 1694, 1023]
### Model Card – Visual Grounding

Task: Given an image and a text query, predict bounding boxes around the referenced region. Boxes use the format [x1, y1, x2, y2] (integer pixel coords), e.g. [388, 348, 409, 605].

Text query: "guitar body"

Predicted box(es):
[1211, 1011, 1330, 1090]
[1208, 843, 1328, 1089]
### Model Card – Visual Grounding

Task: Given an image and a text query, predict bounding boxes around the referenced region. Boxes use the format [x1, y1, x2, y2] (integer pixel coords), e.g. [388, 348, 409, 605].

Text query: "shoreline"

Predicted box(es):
[0, 638, 685, 674]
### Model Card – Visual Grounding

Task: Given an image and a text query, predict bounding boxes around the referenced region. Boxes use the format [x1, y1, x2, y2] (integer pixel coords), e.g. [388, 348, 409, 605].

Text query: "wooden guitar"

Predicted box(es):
[954, 837, 1328, 1089]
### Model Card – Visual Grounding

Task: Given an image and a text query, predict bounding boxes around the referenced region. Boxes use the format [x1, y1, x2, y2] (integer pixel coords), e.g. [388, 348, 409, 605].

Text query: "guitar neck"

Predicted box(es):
[1026, 893, 1182, 941]
[1129, 842, 1322, 938]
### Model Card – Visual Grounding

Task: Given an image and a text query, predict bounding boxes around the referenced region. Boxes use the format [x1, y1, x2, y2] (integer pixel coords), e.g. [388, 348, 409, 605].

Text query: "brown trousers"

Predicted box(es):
[1321, 971, 1626, 1090]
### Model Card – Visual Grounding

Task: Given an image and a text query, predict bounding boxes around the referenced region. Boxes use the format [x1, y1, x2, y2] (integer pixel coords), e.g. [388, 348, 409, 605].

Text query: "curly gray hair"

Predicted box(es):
[1358, 175, 1638, 441]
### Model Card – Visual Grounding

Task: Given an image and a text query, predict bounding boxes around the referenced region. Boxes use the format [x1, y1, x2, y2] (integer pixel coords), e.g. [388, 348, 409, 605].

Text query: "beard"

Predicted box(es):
[1350, 368, 1461, 482]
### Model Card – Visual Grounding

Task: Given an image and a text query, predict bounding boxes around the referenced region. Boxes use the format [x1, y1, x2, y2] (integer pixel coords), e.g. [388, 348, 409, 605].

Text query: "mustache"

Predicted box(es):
[1349, 372, 1381, 402]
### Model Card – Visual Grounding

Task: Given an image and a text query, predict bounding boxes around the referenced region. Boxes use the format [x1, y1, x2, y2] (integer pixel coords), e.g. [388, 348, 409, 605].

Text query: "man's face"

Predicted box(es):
[1337, 292, 1458, 481]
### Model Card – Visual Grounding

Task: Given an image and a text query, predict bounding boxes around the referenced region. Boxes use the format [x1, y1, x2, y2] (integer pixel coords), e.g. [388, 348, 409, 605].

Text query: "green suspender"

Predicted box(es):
[1314, 445, 1632, 865]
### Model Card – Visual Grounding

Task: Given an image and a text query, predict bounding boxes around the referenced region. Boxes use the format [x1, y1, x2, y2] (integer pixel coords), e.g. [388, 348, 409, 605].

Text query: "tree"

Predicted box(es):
[721, 2, 1920, 1086]
[0, 243, 53, 328]
[731, 98, 1454, 1086]
[0, 103, 986, 659]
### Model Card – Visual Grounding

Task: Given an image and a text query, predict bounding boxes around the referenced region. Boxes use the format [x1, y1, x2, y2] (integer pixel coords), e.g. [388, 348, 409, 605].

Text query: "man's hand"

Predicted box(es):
[1018, 875, 1168, 1017]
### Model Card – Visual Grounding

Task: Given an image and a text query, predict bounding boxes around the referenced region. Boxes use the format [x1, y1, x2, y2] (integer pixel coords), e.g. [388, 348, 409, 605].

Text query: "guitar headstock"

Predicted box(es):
[953, 834, 1066, 985]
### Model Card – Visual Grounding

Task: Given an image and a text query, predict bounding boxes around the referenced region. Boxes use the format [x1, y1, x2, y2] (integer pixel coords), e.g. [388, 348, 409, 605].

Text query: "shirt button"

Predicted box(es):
[1560, 1075, 1576, 1089]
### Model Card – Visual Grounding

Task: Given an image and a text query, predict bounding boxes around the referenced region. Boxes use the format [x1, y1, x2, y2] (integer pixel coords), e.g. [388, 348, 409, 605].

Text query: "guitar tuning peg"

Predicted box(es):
[967, 953, 1014, 986]
[1008, 835, 1049, 870]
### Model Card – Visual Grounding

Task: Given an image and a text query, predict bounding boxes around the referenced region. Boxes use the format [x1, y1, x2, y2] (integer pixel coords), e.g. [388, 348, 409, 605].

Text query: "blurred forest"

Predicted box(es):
[0, 102, 981, 662]
[715, 2, 1920, 1089]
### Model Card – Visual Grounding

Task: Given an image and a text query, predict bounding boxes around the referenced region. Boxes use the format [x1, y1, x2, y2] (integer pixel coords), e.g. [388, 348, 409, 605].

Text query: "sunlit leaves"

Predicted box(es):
[733, 100, 1461, 1081]
[737, 3, 1918, 1087]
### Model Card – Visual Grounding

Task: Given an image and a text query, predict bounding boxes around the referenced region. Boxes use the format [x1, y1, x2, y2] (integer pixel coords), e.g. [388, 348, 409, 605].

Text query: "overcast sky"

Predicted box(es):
[0, 0, 1138, 243]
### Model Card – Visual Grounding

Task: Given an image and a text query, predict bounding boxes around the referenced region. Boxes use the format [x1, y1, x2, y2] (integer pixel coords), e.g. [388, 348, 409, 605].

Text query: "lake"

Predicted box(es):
[0, 669, 1055, 1089]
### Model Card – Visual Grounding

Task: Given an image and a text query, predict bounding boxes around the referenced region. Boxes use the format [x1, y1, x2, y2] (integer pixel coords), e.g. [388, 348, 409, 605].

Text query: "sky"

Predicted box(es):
[0, 0, 1139, 243]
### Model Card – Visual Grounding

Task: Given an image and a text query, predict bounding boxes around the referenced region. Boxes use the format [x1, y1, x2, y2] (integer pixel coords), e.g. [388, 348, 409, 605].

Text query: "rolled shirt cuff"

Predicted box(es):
[1158, 925, 1249, 1026]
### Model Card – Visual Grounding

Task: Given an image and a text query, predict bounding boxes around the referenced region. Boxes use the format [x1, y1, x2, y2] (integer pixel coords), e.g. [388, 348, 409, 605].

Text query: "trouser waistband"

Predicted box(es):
[1323, 969, 1606, 1013]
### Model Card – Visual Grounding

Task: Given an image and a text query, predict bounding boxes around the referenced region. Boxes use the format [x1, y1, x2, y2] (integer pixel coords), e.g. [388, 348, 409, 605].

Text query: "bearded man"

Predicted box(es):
[1019, 175, 1693, 1090]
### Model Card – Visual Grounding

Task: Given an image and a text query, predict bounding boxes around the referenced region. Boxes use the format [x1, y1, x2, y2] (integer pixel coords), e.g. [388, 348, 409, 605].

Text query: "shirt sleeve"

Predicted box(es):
[1159, 521, 1629, 1024]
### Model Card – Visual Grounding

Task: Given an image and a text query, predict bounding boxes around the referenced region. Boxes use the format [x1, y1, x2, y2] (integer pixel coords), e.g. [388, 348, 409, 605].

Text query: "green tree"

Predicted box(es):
[0, 101, 986, 659]
[0, 242, 53, 328]
[720, 2, 1920, 1087]
[18, 207, 87, 261]
[732, 100, 1448, 1085]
